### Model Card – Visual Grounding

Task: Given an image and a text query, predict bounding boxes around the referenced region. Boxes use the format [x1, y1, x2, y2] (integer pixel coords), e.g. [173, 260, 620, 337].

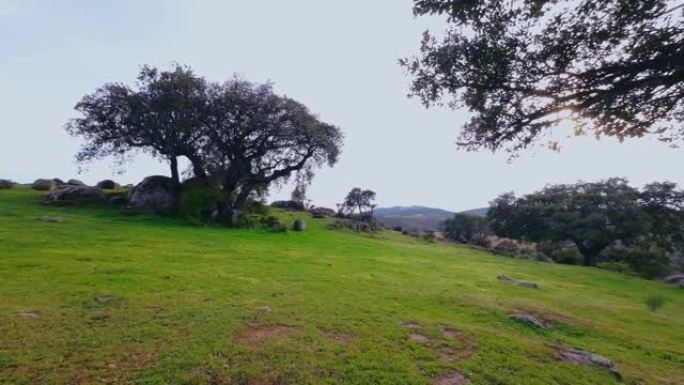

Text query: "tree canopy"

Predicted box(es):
[339, 188, 377, 216]
[402, 0, 684, 154]
[487, 178, 684, 270]
[67, 65, 343, 222]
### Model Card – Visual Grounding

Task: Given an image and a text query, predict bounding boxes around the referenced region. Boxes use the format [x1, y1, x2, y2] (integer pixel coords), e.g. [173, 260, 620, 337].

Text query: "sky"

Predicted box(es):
[1, 0, 682, 212]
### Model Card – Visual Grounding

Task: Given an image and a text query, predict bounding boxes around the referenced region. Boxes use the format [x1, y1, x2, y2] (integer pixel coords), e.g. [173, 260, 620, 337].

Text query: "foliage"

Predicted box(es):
[550, 248, 583, 265]
[402, 0, 684, 153]
[645, 294, 666, 312]
[600, 243, 672, 279]
[421, 232, 436, 243]
[487, 178, 666, 268]
[199, 78, 343, 222]
[339, 188, 377, 216]
[441, 213, 489, 244]
[67, 65, 343, 222]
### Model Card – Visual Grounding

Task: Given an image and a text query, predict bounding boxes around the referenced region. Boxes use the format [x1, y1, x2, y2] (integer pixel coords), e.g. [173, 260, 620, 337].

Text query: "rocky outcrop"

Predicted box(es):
[0, 179, 16, 189]
[557, 347, 620, 377]
[44, 186, 106, 205]
[66, 179, 86, 186]
[32, 179, 56, 191]
[96, 180, 120, 189]
[271, 200, 305, 211]
[127, 176, 174, 214]
[497, 274, 540, 289]
[309, 206, 336, 218]
[510, 314, 550, 330]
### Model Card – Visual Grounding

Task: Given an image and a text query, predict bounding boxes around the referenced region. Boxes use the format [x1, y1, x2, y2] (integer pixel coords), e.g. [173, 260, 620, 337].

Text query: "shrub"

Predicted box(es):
[422, 232, 436, 243]
[601, 244, 671, 279]
[551, 249, 583, 265]
[645, 294, 666, 312]
[597, 261, 636, 275]
[180, 186, 222, 220]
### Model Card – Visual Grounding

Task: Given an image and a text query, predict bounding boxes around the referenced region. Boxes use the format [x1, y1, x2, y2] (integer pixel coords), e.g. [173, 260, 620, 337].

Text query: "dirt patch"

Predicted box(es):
[237, 324, 299, 346]
[410, 333, 432, 344]
[439, 325, 459, 340]
[16, 310, 41, 319]
[433, 370, 468, 385]
[321, 330, 356, 345]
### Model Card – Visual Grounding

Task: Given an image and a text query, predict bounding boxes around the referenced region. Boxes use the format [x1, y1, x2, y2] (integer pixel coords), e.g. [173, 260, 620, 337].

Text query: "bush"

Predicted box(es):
[601, 244, 671, 279]
[551, 249, 583, 265]
[422, 232, 436, 243]
[597, 261, 636, 275]
[645, 294, 666, 312]
[180, 186, 222, 220]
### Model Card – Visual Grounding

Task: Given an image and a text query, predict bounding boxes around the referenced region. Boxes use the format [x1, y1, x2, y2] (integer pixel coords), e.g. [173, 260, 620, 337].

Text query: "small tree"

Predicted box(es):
[442, 213, 489, 244]
[340, 188, 377, 217]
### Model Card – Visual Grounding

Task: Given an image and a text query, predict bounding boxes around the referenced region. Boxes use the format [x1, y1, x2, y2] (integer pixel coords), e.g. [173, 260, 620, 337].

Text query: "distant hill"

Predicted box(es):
[374, 205, 488, 232]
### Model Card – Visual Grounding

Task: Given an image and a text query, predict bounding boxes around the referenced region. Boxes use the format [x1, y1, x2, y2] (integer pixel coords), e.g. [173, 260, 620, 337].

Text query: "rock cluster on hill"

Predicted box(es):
[44, 186, 106, 205]
[271, 200, 305, 211]
[0, 179, 16, 189]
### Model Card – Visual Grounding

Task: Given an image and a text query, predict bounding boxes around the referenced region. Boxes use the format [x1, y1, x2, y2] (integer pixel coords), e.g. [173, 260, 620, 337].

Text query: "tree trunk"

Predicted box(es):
[575, 242, 600, 267]
[169, 156, 182, 215]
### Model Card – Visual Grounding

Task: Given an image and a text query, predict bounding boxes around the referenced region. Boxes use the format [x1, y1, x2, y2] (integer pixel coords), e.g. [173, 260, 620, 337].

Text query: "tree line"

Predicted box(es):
[442, 179, 684, 278]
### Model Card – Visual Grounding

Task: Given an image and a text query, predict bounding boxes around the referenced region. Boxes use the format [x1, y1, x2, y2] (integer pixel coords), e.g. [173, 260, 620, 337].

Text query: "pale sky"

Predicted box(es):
[1, 0, 681, 211]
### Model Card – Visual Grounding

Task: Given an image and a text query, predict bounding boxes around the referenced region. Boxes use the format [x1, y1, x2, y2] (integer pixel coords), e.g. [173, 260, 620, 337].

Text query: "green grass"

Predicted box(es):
[0, 187, 682, 385]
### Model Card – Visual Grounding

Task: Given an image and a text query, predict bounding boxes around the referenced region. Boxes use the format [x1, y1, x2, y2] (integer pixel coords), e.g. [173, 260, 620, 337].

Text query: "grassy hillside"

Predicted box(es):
[0, 188, 682, 385]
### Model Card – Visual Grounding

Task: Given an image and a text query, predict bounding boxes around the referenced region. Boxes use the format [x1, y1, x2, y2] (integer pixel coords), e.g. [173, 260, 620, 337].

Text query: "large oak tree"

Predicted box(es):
[402, 0, 684, 153]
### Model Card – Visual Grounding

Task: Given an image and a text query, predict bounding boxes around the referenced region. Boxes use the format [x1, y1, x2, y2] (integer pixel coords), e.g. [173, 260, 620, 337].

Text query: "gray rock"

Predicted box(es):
[271, 200, 305, 211]
[557, 347, 620, 377]
[0, 179, 16, 189]
[127, 176, 175, 214]
[44, 186, 106, 205]
[66, 179, 86, 186]
[95, 294, 115, 304]
[309, 206, 336, 218]
[664, 273, 684, 284]
[510, 314, 549, 330]
[96, 179, 119, 189]
[497, 274, 539, 289]
[258, 306, 272, 313]
[91, 312, 109, 321]
[52, 178, 66, 186]
[32, 178, 56, 191]
[39, 216, 64, 223]
[293, 219, 307, 231]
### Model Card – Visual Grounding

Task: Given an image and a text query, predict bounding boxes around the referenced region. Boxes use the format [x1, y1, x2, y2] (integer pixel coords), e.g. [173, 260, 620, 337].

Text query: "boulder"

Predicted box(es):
[52, 178, 66, 186]
[510, 314, 549, 330]
[0, 179, 16, 189]
[44, 186, 106, 205]
[66, 179, 86, 186]
[309, 206, 336, 218]
[664, 273, 684, 285]
[127, 176, 175, 214]
[293, 219, 307, 231]
[96, 179, 119, 189]
[497, 274, 539, 289]
[32, 179, 56, 191]
[271, 200, 305, 211]
[557, 347, 620, 377]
